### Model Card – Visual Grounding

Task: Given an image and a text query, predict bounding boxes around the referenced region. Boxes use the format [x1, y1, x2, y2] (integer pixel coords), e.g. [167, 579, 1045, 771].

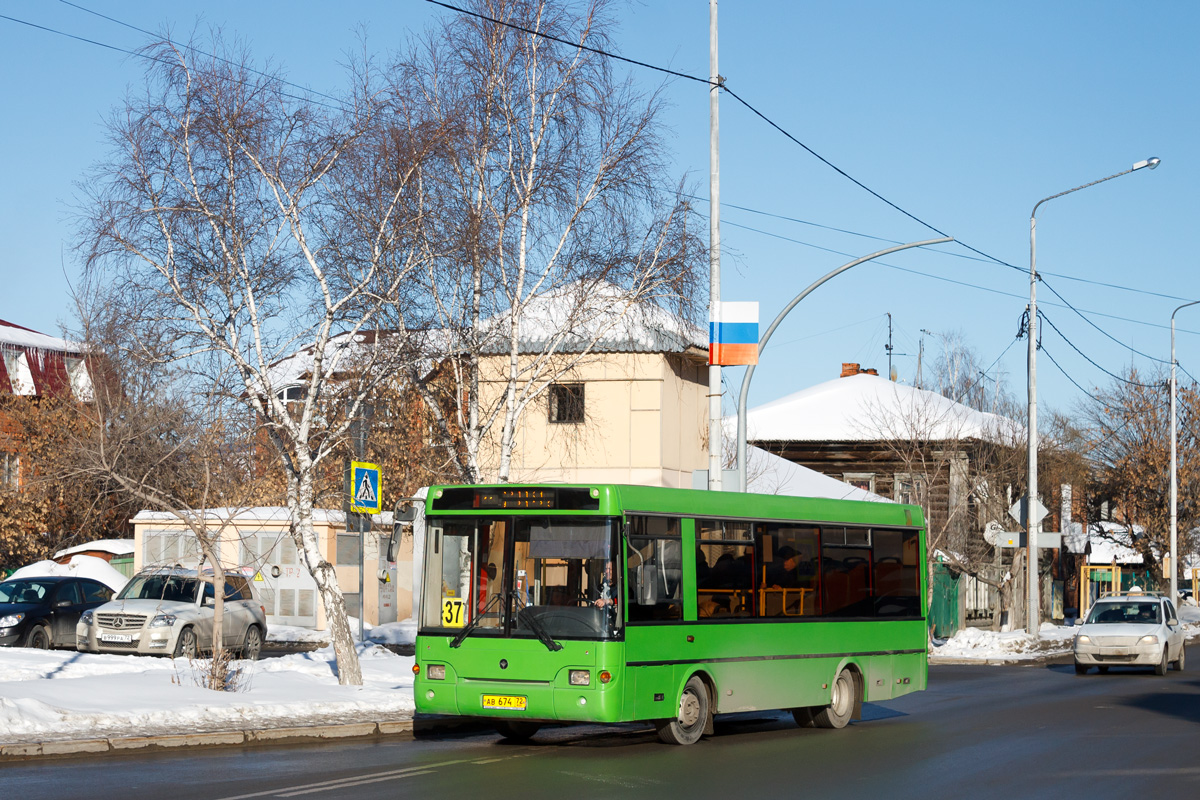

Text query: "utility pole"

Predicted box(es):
[885, 312, 894, 381]
[706, 0, 723, 491]
[346, 404, 374, 643]
[917, 329, 930, 389]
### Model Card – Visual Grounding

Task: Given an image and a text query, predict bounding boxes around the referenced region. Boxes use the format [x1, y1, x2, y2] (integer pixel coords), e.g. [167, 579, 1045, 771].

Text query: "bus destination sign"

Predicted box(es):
[476, 488, 555, 509]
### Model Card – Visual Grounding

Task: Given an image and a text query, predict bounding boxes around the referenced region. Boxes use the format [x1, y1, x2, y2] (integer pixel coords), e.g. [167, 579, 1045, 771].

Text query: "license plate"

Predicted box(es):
[100, 633, 133, 643]
[482, 694, 527, 710]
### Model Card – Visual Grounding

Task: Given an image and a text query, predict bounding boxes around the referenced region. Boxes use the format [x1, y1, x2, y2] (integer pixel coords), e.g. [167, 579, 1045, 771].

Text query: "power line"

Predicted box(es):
[57, 0, 348, 108]
[1039, 276, 1170, 364]
[0, 10, 346, 112]
[1039, 311, 1160, 388]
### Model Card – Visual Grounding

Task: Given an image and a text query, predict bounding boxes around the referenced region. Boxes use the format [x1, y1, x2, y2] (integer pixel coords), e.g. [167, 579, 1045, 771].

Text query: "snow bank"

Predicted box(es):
[0, 642, 415, 743]
[930, 622, 1076, 661]
[8, 555, 129, 593]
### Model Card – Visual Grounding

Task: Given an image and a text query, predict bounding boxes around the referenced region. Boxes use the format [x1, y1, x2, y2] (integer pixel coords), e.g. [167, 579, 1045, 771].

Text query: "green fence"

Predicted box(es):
[930, 563, 960, 639]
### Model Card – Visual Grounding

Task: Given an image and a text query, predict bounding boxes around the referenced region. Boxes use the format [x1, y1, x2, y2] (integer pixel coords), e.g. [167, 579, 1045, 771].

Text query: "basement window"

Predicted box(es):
[548, 383, 585, 423]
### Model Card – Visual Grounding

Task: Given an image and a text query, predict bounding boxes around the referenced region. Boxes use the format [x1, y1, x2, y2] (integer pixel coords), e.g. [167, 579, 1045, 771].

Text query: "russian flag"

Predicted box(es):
[709, 301, 759, 366]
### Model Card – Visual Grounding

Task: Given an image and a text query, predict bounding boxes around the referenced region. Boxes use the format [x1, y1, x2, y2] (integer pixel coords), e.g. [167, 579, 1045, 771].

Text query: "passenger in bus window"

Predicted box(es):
[766, 546, 800, 588]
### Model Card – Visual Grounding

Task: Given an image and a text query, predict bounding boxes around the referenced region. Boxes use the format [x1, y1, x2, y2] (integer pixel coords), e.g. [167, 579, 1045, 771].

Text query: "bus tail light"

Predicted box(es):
[569, 670, 591, 686]
[428, 664, 446, 680]
[599, 670, 612, 684]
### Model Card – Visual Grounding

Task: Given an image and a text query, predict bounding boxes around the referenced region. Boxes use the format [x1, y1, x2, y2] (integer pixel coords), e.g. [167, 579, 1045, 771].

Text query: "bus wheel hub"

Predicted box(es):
[679, 692, 701, 726]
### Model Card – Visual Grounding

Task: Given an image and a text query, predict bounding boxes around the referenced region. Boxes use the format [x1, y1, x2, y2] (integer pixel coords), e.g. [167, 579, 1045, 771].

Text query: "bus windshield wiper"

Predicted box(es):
[449, 590, 505, 648]
[512, 590, 563, 652]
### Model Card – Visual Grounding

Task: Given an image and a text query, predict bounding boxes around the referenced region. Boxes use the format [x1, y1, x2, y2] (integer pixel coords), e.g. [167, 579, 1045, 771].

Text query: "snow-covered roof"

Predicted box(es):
[739, 373, 1020, 444]
[54, 539, 135, 559]
[132, 507, 395, 527]
[742, 445, 891, 503]
[0, 319, 78, 353]
[1086, 521, 1146, 565]
[8, 555, 129, 592]
[479, 280, 706, 356]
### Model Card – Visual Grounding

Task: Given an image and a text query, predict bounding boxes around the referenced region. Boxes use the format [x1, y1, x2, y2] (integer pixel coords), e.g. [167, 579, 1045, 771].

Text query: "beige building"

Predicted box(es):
[474, 283, 710, 487]
[130, 508, 414, 631]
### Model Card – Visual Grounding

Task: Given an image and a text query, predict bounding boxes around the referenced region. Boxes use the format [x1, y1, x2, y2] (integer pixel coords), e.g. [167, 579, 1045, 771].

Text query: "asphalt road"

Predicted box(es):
[7, 658, 1200, 800]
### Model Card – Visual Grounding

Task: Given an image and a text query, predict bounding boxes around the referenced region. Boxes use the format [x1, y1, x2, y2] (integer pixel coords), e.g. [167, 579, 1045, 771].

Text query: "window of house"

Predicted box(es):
[843, 472, 875, 493]
[548, 383, 585, 423]
[893, 473, 926, 506]
[65, 357, 94, 402]
[3, 351, 35, 395]
[1, 452, 19, 489]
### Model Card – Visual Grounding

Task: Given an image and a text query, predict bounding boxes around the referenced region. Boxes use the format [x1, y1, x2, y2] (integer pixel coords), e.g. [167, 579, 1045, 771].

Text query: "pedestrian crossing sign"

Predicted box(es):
[350, 461, 382, 514]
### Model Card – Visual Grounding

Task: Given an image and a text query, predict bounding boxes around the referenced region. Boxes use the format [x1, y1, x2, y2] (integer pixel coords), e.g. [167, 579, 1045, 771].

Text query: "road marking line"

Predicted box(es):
[213, 758, 474, 800]
[278, 771, 436, 796]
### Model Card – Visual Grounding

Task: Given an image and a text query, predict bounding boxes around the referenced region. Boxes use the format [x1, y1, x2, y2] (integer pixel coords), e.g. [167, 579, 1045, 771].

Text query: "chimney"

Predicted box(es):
[840, 362, 879, 378]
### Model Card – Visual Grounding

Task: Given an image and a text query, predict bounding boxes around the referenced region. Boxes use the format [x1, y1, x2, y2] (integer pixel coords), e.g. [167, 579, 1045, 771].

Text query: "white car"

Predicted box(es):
[77, 568, 266, 659]
[1073, 593, 1184, 675]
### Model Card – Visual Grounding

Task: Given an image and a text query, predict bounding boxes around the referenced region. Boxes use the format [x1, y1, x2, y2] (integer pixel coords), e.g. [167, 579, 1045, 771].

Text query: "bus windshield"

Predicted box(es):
[422, 517, 620, 641]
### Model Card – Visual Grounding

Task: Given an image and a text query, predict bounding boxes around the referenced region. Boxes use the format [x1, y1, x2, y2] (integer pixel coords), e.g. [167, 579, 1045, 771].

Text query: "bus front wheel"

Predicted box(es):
[656, 675, 710, 745]
[494, 721, 541, 741]
[813, 668, 856, 729]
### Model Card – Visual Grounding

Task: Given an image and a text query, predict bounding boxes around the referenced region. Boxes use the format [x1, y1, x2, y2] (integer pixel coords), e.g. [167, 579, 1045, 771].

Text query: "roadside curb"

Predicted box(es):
[0, 718, 415, 762]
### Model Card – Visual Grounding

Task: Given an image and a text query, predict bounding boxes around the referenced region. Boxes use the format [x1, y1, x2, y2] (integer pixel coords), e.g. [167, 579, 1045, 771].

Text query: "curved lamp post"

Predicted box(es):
[1171, 300, 1199, 607]
[1026, 156, 1160, 638]
[735, 237, 954, 492]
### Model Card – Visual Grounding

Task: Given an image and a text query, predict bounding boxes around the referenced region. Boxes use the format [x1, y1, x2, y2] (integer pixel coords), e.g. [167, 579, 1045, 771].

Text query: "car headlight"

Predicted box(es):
[1140, 635, 1159, 645]
[1075, 634, 1090, 644]
[0, 613, 24, 627]
[149, 614, 177, 628]
[80, 610, 94, 626]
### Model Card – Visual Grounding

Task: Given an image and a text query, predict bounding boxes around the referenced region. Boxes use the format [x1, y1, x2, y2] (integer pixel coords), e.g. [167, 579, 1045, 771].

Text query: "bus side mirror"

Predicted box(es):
[386, 525, 400, 563]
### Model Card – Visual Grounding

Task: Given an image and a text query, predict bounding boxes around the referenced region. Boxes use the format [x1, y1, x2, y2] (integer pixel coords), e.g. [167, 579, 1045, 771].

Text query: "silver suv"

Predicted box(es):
[76, 568, 267, 659]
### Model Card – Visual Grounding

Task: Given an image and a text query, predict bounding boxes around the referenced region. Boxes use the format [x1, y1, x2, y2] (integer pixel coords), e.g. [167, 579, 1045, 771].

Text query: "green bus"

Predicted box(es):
[411, 483, 927, 745]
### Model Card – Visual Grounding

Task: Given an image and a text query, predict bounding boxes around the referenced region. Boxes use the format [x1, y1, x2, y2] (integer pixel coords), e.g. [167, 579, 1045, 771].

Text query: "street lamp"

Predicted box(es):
[1171, 301, 1199, 608]
[1026, 156, 1160, 638]
[734, 237, 953, 491]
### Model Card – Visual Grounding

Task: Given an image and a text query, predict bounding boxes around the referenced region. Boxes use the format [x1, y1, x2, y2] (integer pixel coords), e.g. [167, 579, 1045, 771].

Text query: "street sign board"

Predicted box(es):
[350, 461, 382, 515]
[994, 531, 1063, 549]
[1009, 497, 1049, 528]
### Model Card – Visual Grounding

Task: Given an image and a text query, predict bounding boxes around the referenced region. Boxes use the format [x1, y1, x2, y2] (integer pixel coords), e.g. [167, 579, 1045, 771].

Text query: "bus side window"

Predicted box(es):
[626, 515, 682, 622]
[697, 519, 754, 619]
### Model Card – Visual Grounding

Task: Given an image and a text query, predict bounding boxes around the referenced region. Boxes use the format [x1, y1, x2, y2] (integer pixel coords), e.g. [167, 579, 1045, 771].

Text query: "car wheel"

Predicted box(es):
[241, 626, 263, 661]
[1155, 647, 1169, 676]
[1175, 644, 1186, 672]
[173, 627, 198, 659]
[813, 668, 856, 729]
[1074, 660, 1088, 675]
[656, 676, 710, 745]
[25, 625, 50, 650]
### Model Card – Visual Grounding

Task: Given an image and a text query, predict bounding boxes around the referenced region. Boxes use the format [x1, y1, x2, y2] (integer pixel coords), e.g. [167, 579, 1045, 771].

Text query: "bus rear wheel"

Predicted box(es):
[656, 675, 710, 745]
[494, 721, 541, 741]
[813, 668, 856, 729]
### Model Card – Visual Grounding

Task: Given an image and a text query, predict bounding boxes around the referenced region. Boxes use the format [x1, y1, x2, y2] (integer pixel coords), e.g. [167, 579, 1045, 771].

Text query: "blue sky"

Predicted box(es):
[2, 1, 1197, 419]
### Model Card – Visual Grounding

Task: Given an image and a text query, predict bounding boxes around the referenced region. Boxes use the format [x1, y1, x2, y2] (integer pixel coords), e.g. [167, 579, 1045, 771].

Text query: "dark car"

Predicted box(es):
[0, 576, 117, 649]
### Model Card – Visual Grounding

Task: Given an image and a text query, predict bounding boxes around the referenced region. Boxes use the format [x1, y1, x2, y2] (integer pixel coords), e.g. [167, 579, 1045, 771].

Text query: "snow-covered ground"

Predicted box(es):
[0, 626, 418, 744]
[930, 605, 1200, 662]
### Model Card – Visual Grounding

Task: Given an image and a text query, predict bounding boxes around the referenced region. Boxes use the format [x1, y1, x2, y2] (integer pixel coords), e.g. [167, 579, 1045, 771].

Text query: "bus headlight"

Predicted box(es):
[428, 664, 446, 680]
[569, 670, 591, 686]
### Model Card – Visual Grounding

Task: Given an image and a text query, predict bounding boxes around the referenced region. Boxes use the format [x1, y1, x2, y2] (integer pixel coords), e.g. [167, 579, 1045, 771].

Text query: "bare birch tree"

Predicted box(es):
[389, 0, 704, 482]
[77, 35, 434, 685]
